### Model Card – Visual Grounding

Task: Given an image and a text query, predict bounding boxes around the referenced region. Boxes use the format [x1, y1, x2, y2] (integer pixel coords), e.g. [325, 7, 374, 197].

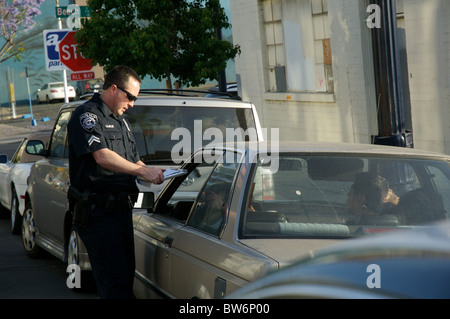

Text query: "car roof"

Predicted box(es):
[136, 96, 252, 108]
[58, 94, 255, 112]
[204, 141, 450, 160]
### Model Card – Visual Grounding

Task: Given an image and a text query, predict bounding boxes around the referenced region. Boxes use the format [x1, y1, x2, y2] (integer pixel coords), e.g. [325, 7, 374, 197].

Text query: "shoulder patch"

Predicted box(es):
[80, 112, 98, 132]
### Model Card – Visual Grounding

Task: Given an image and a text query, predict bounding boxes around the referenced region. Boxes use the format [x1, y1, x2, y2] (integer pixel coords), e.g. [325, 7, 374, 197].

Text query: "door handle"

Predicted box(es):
[164, 236, 174, 247]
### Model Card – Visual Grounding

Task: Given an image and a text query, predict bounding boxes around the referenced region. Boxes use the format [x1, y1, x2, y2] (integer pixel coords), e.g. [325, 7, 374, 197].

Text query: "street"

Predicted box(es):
[0, 101, 97, 299]
[0, 212, 97, 298]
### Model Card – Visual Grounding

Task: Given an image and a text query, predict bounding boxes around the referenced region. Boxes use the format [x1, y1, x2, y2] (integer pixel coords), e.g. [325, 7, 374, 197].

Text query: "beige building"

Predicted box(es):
[230, 0, 450, 154]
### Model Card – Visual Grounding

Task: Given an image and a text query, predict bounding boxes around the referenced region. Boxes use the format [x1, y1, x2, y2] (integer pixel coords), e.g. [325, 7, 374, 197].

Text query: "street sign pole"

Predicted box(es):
[25, 67, 36, 126]
[56, 0, 69, 103]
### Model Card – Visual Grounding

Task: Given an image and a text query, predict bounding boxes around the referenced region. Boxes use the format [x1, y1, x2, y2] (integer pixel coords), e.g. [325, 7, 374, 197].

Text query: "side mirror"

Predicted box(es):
[134, 192, 154, 209]
[26, 140, 46, 156]
[0, 154, 8, 164]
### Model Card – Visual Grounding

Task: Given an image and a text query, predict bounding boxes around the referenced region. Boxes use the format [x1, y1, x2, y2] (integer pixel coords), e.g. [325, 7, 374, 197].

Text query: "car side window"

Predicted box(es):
[49, 110, 72, 158]
[154, 150, 241, 236]
[186, 151, 240, 236]
[11, 138, 27, 163]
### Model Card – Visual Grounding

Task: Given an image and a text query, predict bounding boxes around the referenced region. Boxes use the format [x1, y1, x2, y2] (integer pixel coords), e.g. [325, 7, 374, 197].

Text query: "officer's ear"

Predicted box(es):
[134, 192, 154, 209]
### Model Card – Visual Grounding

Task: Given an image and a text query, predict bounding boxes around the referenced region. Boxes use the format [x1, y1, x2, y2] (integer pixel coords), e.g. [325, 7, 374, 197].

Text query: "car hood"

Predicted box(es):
[239, 238, 342, 268]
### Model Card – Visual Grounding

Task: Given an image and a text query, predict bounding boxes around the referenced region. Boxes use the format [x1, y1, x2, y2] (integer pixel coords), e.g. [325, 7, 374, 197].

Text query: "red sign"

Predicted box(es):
[71, 71, 95, 81]
[58, 31, 92, 72]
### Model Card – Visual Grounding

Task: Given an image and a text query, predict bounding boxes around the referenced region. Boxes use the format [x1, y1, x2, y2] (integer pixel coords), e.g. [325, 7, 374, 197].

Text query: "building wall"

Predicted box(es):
[231, 0, 376, 143]
[231, 0, 450, 155]
[403, 0, 450, 154]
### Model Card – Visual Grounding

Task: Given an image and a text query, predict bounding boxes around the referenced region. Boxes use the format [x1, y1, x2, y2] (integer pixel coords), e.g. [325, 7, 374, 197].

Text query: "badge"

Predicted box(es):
[80, 112, 98, 132]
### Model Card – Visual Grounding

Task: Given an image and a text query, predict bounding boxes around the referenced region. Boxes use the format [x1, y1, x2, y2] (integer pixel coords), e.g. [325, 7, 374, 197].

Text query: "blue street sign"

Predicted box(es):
[43, 29, 70, 71]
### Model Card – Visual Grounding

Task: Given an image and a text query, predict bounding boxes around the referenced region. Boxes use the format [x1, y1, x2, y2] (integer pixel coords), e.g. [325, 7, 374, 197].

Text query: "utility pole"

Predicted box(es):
[216, 27, 227, 94]
[370, 0, 412, 148]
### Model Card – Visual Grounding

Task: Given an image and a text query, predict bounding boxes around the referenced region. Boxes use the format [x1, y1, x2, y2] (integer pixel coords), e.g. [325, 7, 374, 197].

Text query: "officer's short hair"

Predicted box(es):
[103, 65, 141, 90]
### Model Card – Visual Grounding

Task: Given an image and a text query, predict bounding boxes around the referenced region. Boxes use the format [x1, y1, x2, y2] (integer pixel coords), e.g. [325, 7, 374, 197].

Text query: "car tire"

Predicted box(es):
[68, 227, 81, 270]
[67, 226, 95, 292]
[36, 96, 41, 104]
[46, 95, 50, 104]
[22, 201, 43, 258]
[10, 190, 22, 235]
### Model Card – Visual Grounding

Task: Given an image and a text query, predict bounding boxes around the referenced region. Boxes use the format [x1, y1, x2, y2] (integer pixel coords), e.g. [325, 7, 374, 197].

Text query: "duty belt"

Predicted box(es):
[68, 187, 137, 213]
[91, 192, 136, 213]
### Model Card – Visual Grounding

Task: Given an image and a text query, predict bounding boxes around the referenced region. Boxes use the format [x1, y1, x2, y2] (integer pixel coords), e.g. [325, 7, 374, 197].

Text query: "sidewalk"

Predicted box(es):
[0, 102, 62, 142]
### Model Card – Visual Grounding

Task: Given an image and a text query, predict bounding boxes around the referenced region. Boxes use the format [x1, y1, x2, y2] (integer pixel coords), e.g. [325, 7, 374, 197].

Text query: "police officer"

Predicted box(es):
[67, 65, 164, 298]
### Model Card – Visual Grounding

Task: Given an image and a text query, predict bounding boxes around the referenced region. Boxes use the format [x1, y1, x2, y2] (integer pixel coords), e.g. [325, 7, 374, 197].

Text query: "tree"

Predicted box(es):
[75, 0, 240, 89]
[0, 0, 44, 64]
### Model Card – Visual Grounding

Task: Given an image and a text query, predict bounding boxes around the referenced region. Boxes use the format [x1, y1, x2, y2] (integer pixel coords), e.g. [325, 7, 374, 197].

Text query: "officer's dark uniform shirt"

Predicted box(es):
[68, 93, 140, 195]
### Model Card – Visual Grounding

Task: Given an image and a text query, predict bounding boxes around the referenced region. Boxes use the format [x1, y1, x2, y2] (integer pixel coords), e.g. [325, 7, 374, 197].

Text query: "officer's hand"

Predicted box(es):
[141, 167, 165, 184]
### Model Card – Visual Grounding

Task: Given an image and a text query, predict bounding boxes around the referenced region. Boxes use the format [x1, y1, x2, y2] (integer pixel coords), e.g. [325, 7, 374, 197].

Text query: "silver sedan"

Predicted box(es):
[133, 141, 450, 298]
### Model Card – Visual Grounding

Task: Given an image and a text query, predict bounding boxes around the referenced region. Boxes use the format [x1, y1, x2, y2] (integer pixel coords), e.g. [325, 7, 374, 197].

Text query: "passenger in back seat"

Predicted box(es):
[396, 188, 446, 225]
[346, 172, 399, 224]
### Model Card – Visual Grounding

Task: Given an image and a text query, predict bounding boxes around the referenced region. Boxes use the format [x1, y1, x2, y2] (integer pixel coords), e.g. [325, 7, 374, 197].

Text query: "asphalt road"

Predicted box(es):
[0, 101, 98, 299]
[0, 212, 97, 299]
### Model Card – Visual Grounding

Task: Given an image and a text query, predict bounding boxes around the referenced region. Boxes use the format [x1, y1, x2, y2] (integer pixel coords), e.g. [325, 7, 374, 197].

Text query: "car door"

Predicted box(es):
[32, 109, 72, 244]
[0, 138, 26, 208]
[133, 154, 217, 298]
[0, 154, 12, 208]
[168, 151, 253, 298]
[134, 149, 252, 298]
[37, 84, 47, 101]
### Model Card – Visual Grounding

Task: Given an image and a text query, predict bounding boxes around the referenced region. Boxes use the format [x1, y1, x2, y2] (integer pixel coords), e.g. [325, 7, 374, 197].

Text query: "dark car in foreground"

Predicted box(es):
[227, 221, 450, 299]
[132, 141, 450, 298]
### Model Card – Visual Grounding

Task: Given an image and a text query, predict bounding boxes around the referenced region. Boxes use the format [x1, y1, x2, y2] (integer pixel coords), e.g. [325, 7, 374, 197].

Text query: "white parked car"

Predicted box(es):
[0, 131, 50, 234]
[36, 82, 76, 103]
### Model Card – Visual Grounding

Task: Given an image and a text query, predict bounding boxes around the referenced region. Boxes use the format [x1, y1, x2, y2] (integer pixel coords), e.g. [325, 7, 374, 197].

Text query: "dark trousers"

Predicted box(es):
[76, 205, 136, 299]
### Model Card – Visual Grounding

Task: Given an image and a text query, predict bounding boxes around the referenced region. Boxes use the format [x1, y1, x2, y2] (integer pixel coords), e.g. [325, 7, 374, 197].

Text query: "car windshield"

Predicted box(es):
[127, 105, 257, 165]
[50, 83, 64, 88]
[242, 153, 450, 239]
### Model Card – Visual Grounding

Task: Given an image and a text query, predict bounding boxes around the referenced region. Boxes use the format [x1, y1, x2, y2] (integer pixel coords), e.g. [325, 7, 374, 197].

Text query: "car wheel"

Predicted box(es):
[68, 226, 94, 291]
[10, 190, 22, 235]
[36, 96, 41, 104]
[46, 95, 50, 104]
[22, 202, 43, 258]
[68, 227, 81, 268]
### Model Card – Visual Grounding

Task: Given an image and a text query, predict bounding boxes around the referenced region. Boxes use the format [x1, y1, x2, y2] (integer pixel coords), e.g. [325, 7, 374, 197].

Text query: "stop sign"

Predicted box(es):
[58, 31, 92, 72]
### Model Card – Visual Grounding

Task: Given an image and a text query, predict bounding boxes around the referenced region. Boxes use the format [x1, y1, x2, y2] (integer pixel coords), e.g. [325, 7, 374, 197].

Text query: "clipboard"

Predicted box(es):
[163, 168, 188, 180]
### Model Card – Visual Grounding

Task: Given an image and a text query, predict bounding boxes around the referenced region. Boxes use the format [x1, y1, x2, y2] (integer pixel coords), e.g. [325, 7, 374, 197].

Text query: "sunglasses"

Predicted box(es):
[116, 85, 138, 102]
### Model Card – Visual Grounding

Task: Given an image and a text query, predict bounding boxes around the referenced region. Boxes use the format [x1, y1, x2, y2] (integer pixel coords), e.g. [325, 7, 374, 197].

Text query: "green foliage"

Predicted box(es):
[75, 0, 240, 88]
[0, 0, 44, 64]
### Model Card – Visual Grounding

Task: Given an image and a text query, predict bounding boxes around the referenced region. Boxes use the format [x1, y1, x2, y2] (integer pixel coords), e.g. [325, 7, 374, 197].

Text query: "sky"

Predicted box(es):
[0, 0, 235, 106]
